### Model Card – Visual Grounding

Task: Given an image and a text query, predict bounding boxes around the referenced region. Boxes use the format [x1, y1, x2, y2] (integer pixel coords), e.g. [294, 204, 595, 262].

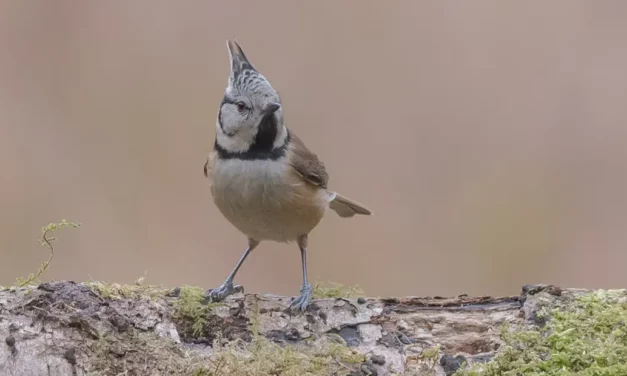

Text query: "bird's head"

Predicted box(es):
[215, 40, 285, 155]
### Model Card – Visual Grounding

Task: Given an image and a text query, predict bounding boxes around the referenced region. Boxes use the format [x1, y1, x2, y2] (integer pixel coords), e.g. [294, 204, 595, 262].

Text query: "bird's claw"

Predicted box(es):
[204, 280, 243, 302]
[289, 283, 313, 312]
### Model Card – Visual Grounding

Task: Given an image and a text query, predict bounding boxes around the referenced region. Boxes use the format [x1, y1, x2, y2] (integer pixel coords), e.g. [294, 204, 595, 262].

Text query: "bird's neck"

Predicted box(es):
[215, 123, 290, 161]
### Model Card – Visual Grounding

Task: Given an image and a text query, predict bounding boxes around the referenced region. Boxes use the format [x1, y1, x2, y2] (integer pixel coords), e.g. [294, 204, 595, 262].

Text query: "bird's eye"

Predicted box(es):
[236, 102, 247, 113]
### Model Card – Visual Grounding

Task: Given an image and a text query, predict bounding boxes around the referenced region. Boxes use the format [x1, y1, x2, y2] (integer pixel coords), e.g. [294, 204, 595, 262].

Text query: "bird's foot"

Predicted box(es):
[204, 280, 243, 302]
[289, 283, 313, 312]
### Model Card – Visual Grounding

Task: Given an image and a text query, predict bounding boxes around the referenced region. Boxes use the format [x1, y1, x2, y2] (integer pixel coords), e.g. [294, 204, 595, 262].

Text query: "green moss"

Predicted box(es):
[455, 290, 627, 376]
[209, 337, 365, 376]
[421, 344, 441, 371]
[312, 281, 365, 299]
[191, 367, 212, 376]
[86, 277, 171, 301]
[16, 219, 80, 287]
[172, 285, 224, 340]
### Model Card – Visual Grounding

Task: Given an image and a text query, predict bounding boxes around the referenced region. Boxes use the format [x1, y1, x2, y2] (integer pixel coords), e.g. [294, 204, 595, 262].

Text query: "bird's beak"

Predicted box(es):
[263, 102, 281, 115]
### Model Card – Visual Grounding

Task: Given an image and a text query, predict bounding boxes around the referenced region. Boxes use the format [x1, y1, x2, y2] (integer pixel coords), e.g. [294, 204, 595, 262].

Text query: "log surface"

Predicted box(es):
[0, 281, 573, 375]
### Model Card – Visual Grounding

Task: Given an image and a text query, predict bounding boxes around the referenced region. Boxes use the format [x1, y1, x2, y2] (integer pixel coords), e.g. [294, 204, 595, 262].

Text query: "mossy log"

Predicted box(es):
[0, 281, 623, 375]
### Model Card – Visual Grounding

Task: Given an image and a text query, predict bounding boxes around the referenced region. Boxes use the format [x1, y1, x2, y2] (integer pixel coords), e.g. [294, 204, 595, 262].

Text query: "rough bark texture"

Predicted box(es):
[0, 281, 573, 375]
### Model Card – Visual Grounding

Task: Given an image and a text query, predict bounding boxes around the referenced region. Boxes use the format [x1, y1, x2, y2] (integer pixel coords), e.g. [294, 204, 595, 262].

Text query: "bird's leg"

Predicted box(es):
[289, 234, 313, 312]
[205, 238, 259, 302]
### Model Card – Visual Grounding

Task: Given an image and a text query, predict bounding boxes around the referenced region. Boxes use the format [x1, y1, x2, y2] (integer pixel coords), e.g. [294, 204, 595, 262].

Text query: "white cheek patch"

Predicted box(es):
[216, 120, 257, 153]
[220, 108, 239, 136]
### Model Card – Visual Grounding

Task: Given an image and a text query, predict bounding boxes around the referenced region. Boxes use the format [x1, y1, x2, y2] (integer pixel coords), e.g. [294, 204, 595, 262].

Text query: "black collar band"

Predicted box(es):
[214, 129, 290, 161]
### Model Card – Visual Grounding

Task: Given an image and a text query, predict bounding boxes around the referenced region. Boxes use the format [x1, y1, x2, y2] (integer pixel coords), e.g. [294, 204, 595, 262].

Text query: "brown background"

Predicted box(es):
[1, 1, 627, 297]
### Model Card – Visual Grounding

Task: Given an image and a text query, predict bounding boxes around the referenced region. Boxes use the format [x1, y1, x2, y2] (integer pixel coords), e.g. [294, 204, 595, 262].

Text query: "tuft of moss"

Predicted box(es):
[16, 219, 80, 287]
[86, 275, 171, 301]
[192, 367, 212, 376]
[455, 290, 627, 376]
[421, 344, 441, 371]
[403, 344, 441, 376]
[207, 336, 367, 376]
[312, 281, 365, 299]
[172, 286, 224, 340]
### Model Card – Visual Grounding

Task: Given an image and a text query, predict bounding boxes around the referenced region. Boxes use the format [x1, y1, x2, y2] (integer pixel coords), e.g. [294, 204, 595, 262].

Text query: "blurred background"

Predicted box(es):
[1, 1, 627, 297]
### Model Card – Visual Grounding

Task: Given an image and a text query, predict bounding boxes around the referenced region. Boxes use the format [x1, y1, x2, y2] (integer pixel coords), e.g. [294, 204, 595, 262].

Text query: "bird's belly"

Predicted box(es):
[210, 159, 329, 242]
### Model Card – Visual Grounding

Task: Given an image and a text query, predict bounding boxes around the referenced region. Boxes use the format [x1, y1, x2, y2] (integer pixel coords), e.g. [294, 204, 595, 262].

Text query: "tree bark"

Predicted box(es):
[0, 281, 574, 375]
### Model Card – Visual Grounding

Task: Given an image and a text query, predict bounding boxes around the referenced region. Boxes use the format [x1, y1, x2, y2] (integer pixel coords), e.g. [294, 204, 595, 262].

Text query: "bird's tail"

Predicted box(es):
[329, 192, 372, 218]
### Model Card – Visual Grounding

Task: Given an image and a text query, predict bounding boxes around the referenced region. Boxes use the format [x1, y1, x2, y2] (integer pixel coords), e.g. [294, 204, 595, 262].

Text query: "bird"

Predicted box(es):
[203, 40, 371, 311]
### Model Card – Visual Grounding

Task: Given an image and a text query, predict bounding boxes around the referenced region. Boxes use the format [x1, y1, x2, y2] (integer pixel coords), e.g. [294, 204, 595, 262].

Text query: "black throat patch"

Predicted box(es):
[215, 120, 290, 161]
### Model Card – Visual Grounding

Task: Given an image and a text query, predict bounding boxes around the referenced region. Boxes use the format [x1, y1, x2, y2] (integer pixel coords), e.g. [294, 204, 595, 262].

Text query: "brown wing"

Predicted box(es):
[288, 130, 329, 189]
